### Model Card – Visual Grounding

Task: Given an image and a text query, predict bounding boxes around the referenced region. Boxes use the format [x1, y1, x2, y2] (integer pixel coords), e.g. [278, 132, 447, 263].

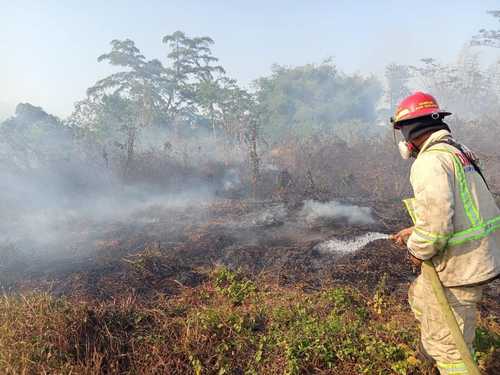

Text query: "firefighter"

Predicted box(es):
[390, 92, 500, 374]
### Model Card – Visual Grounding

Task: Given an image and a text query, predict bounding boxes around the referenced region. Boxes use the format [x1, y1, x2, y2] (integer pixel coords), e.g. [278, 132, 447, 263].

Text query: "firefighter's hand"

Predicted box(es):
[390, 227, 413, 247]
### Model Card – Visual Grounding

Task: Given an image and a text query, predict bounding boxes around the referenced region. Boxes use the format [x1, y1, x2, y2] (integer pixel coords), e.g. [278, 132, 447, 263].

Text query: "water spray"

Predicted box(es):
[314, 232, 390, 254]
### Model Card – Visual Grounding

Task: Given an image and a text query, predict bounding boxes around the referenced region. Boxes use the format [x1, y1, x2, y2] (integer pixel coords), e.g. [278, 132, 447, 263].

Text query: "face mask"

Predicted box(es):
[398, 141, 416, 160]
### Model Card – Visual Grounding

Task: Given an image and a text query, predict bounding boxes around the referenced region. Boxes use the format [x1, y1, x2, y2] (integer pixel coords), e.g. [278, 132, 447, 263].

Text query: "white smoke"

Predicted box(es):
[300, 200, 375, 225]
[222, 168, 242, 191]
[0, 187, 215, 256]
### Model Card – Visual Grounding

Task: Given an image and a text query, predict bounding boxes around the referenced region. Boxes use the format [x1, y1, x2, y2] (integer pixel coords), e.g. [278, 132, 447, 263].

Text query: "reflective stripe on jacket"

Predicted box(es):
[404, 130, 500, 287]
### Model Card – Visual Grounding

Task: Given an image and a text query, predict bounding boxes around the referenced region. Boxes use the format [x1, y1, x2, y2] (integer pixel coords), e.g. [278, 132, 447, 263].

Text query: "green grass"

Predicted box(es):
[0, 268, 498, 374]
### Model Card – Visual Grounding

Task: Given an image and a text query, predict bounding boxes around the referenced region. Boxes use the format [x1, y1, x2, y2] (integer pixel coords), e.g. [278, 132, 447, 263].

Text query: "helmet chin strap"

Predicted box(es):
[409, 141, 420, 153]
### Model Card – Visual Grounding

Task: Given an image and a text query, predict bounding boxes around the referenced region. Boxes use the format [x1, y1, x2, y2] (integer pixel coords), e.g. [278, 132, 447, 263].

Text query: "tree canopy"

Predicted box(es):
[472, 10, 500, 48]
[255, 62, 382, 139]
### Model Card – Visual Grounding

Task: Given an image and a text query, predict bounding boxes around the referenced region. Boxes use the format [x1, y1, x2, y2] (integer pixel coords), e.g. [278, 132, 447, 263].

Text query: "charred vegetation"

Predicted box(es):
[2, 17, 500, 374]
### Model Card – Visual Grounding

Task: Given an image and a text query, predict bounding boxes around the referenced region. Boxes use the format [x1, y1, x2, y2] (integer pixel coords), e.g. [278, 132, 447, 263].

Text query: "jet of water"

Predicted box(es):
[314, 232, 390, 254]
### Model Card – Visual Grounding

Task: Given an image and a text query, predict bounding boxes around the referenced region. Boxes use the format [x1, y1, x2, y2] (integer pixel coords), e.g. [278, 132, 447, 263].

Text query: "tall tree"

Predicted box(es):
[385, 63, 411, 113]
[255, 62, 382, 140]
[90, 39, 169, 127]
[471, 10, 500, 103]
[411, 52, 498, 120]
[77, 39, 171, 176]
[472, 10, 500, 48]
[216, 77, 255, 142]
[162, 31, 225, 126]
[0, 103, 69, 170]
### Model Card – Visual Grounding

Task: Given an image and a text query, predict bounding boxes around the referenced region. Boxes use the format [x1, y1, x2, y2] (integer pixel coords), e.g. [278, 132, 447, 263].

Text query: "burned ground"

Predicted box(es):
[1, 198, 499, 374]
[6, 199, 408, 298]
[5, 197, 498, 315]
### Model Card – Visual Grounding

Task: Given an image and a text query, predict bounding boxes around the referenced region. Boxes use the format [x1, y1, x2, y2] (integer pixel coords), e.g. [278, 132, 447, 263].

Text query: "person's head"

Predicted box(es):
[390, 92, 452, 159]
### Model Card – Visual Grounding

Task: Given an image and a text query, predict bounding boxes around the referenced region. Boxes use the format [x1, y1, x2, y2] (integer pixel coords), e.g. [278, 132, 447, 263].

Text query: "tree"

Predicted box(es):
[255, 61, 382, 140]
[471, 9, 500, 109]
[244, 112, 260, 198]
[74, 39, 171, 176]
[411, 58, 456, 99]
[411, 51, 498, 120]
[195, 77, 224, 139]
[385, 63, 411, 113]
[472, 10, 500, 48]
[192, 76, 254, 143]
[162, 30, 225, 129]
[91, 39, 169, 126]
[0, 103, 70, 170]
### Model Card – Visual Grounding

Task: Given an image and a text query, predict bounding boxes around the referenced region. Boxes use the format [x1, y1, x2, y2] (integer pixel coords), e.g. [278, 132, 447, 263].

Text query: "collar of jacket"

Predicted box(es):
[417, 129, 452, 156]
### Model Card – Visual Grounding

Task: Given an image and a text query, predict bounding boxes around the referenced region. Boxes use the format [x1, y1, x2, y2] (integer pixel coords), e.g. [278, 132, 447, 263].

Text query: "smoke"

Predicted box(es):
[0, 102, 13, 122]
[138, 125, 247, 164]
[0, 186, 213, 242]
[222, 168, 241, 191]
[0, 111, 240, 265]
[300, 200, 376, 226]
[237, 204, 287, 228]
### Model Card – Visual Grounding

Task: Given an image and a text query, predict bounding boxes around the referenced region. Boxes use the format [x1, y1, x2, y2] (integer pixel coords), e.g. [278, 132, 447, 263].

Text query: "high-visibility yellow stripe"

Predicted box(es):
[437, 365, 468, 374]
[448, 215, 500, 246]
[404, 215, 500, 248]
[437, 351, 477, 374]
[414, 227, 449, 240]
[450, 154, 482, 227]
[403, 198, 417, 224]
[403, 146, 499, 251]
[426, 149, 482, 227]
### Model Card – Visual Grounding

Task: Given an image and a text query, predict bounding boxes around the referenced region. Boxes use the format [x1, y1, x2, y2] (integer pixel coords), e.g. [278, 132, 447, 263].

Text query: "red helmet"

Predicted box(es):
[391, 92, 451, 128]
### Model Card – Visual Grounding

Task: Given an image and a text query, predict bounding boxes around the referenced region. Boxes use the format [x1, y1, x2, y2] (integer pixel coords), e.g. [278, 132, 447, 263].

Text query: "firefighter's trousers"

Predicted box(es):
[408, 273, 484, 374]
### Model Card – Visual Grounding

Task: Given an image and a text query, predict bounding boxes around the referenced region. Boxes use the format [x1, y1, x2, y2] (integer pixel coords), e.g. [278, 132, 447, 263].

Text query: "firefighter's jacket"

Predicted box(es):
[405, 130, 500, 287]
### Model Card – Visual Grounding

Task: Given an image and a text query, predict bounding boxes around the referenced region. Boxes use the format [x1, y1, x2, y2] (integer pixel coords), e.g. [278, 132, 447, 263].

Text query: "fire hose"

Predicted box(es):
[325, 232, 482, 373]
[421, 260, 481, 375]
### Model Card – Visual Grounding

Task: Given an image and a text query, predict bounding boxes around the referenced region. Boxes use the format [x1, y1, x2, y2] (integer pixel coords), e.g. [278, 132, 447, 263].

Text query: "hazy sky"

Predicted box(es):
[2, 0, 499, 117]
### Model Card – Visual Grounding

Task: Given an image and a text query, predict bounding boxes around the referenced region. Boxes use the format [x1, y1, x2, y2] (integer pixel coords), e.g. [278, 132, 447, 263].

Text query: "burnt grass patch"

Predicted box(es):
[1, 199, 499, 374]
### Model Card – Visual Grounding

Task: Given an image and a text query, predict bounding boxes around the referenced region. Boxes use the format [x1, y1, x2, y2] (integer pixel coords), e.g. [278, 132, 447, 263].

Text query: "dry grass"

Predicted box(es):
[1, 268, 498, 375]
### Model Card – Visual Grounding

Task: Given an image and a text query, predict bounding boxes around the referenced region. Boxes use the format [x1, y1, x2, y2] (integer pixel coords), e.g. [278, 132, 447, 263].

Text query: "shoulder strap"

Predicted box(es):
[425, 139, 490, 191]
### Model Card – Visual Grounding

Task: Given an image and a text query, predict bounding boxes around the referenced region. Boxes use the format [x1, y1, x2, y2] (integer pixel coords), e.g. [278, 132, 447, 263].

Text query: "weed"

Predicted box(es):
[0, 276, 497, 374]
[372, 273, 388, 315]
[214, 267, 257, 305]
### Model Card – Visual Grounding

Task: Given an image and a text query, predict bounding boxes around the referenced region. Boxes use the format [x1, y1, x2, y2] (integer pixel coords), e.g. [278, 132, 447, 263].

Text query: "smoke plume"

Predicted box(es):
[300, 200, 375, 226]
